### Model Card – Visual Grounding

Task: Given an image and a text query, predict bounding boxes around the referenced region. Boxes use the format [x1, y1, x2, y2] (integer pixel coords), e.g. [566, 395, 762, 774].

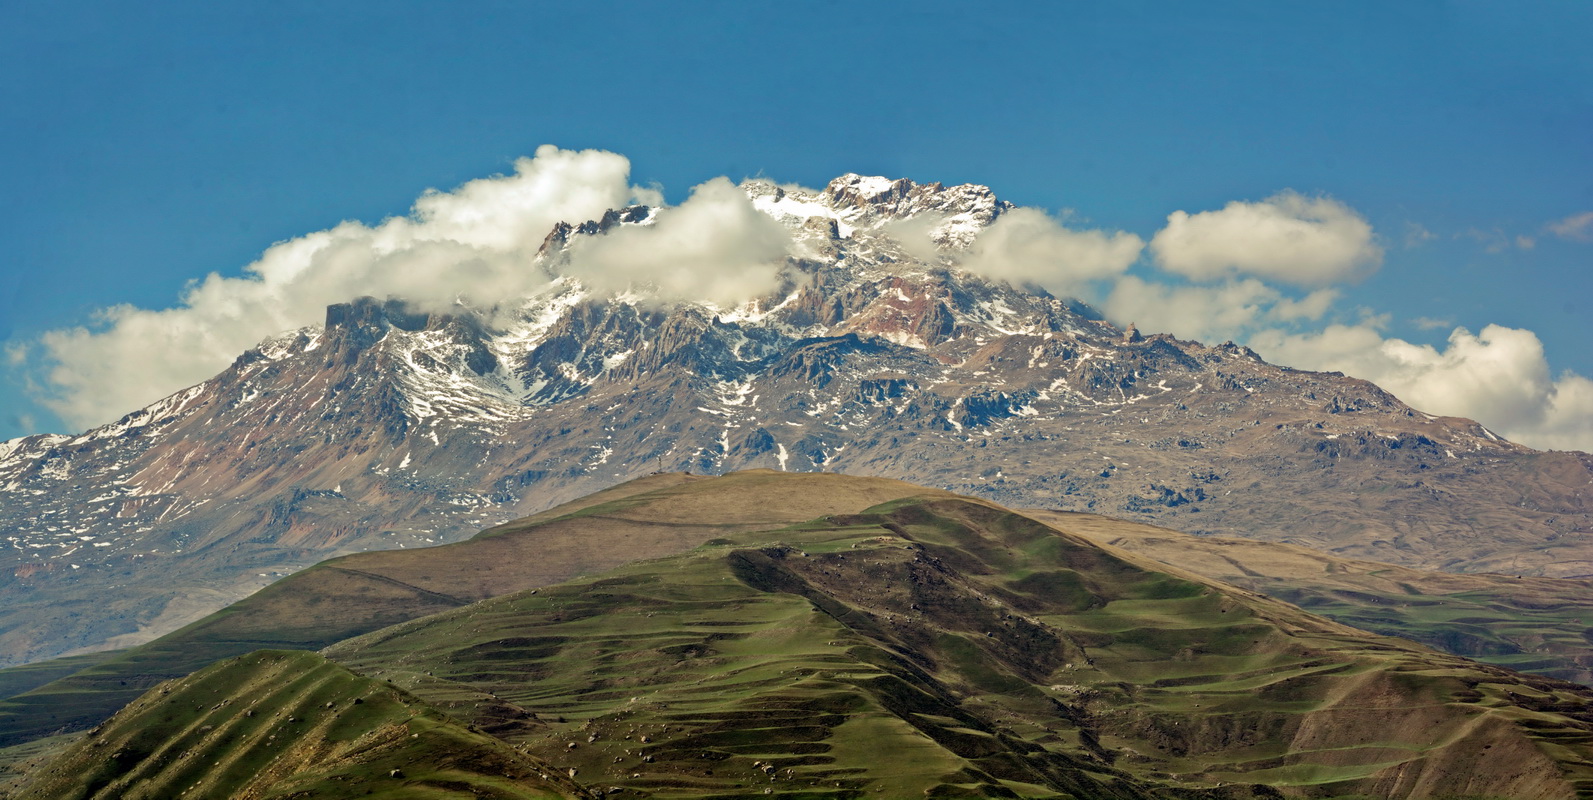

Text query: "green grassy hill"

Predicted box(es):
[9, 474, 1593, 798]
[17, 650, 583, 800]
[0, 471, 949, 748]
[321, 495, 1593, 798]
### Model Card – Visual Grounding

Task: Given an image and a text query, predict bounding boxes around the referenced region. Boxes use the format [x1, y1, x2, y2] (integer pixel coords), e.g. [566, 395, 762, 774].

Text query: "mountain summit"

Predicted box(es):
[1, 174, 1589, 667]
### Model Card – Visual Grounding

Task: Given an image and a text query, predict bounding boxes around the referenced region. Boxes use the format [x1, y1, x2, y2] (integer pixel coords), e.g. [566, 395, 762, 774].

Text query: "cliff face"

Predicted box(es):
[1, 173, 1589, 667]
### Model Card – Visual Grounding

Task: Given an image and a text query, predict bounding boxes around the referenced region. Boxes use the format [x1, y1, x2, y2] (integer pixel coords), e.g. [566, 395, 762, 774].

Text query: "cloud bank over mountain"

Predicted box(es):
[11, 152, 1590, 452]
[1087, 193, 1591, 452]
[22, 148, 796, 431]
[1101, 277, 1339, 345]
[958, 207, 1144, 295]
[1251, 323, 1593, 453]
[564, 177, 792, 306]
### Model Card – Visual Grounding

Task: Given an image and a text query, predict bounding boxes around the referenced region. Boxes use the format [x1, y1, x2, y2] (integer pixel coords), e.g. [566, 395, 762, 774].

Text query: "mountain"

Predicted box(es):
[2, 173, 1590, 668]
[12, 473, 1593, 799]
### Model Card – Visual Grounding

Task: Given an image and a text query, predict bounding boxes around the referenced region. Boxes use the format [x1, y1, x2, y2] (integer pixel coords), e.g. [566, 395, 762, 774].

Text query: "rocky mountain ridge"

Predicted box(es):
[2, 172, 1589, 667]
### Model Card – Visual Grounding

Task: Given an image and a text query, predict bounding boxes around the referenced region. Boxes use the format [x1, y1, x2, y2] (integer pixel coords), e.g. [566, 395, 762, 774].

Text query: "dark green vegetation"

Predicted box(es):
[1031, 511, 1593, 686]
[18, 650, 581, 799]
[10, 473, 1593, 798]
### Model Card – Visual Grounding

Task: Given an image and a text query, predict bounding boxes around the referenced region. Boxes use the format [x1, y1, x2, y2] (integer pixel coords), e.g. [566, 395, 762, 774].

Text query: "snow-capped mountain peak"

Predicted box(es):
[1, 172, 1588, 669]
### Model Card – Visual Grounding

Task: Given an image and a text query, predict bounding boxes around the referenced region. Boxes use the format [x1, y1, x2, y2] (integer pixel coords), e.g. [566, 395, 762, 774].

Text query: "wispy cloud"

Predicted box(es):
[1460, 227, 1537, 253]
[1403, 221, 1437, 248]
[4, 413, 35, 436]
[1547, 211, 1593, 242]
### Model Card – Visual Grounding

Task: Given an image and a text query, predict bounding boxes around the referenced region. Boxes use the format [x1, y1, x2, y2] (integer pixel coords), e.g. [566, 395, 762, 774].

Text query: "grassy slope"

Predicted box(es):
[0, 471, 949, 748]
[1027, 510, 1593, 686]
[323, 494, 1593, 799]
[14, 650, 584, 800]
[0, 735, 80, 800]
[13, 473, 1593, 798]
[0, 655, 123, 704]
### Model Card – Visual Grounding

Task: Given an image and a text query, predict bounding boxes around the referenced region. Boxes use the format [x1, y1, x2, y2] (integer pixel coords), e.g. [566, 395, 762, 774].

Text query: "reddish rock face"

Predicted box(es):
[1, 174, 1589, 668]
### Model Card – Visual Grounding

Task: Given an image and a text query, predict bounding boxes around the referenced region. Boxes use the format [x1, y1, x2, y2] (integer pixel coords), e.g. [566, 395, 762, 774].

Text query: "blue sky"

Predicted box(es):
[3, 2, 1590, 447]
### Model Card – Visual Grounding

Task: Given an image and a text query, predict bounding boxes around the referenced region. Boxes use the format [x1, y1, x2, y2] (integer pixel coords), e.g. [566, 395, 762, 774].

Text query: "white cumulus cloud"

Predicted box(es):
[565, 177, 793, 306]
[28, 145, 651, 431]
[1150, 191, 1382, 286]
[959, 208, 1144, 295]
[1250, 323, 1593, 453]
[1102, 276, 1337, 345]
